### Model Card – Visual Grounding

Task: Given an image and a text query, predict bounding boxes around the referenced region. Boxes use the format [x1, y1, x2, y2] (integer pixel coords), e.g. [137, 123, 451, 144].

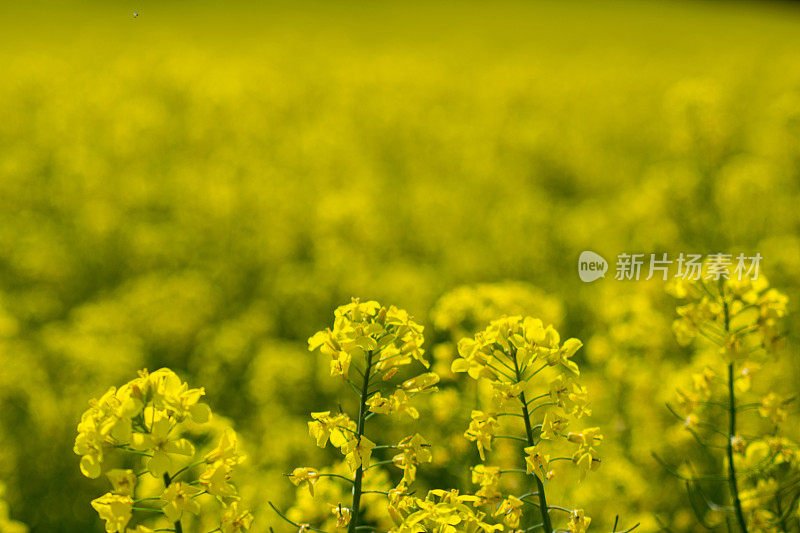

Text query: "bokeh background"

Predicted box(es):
[1, 0, 800, 531]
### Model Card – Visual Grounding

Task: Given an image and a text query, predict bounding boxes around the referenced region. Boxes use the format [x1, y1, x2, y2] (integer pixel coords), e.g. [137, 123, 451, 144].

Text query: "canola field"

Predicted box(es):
[1, 1, 800, 532]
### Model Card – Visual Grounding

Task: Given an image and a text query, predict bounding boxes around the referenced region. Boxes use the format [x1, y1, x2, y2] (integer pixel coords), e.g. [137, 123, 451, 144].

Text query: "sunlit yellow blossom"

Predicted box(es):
[74, 412, 105, 478]
[540, 408, 569, 440]
[567, 509, 591, 533]
[366, 393, 392, 415]
[451, 338, 490, 379]
[490, 381, 523, 409]
[401, 373, 440, 394]
[289, 300, 434, 532]
[329, 503, 352, 528]
[91, 493, 133, 533]
[330, 351, 352, 378]
[160, 481, 202, 522]
[471, 464, 501, 487]
[548, 376, 590, 417]
[307, 411, 355, 448]
[130, 414, 196, 477]
[74, 385, 145, 479]
[106, 470, 137, 497]
[221, 501, 254, 533]
[388, 483, 416, 524]
[464, 411, 499, 461]
[471, 465, 503, 506]
[342, 436, 376, 472]
[367, 390, 420, 419]
[288, 467, 320, 497]
[200, 461, 239, 500]
[568, 428, 603, 477]
[668, 274, 792, 533]
[77, 369, 246, 533]
[393, 434, 432, 484]
[538, 330, 582, 375]
[308, 299, 430, 383]
[204, 428, 246, 466]
[524, 445, 550, 480]
[494, 495, 523, 528]
[147, 368, 211, 423]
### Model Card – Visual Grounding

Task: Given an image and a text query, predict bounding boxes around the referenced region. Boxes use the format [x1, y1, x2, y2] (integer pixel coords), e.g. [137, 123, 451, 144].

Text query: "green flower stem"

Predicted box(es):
[171, 460, 206, 482]
[315, 473, 355, 484]
[348, 349, 375, 533]
[727, 362, 748, 532]
[494, 435, 530, 443]
[364, 459, 395, 471]
[163, 472, 184, 533]
[525, 393, 550, 406]
[268, 501, 326, 533]
[512, 347, 553, 533]
[724, 300, 748, 533]
[519, 391, 553, 533]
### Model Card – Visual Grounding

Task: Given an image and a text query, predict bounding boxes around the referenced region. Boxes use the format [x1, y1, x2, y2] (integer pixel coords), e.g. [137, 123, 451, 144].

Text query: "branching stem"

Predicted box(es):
[723, 299, 748, 533]
[348, 349, 375, 533]
[512, 347, 553, 533]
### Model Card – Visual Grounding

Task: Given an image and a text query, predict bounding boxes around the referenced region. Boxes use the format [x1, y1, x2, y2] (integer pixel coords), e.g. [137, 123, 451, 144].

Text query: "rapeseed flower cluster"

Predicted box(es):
[75, 369, 252, 533]
[69, 277, 796, 533]
[665, 272, 796, 532]
[387, 489, 503, 533]
[273, 299, 438, 533]
[450, 316, 614, 533]
[430, 283, 564, 380]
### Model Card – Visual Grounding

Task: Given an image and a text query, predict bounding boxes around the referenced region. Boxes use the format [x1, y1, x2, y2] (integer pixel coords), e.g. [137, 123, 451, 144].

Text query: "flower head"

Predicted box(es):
[91, 493, 133, 533]
[221, 501, 254, 533]
[161, 481, 202, 522]
[288, 467, 320, 497]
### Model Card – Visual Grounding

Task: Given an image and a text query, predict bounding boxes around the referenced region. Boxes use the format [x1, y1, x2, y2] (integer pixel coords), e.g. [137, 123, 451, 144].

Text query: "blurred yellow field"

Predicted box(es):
[1, 1, 800, 532]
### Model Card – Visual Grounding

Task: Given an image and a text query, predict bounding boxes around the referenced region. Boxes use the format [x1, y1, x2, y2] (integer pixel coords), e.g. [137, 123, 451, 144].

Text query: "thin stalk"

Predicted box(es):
[724, 300, 748, 533]
[512, 347, 553, 533]
[727, 362, 748, 532]
[171, 460, 206, 482]
[348, 349, 375, 533]
[269, 502, 326, 532]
